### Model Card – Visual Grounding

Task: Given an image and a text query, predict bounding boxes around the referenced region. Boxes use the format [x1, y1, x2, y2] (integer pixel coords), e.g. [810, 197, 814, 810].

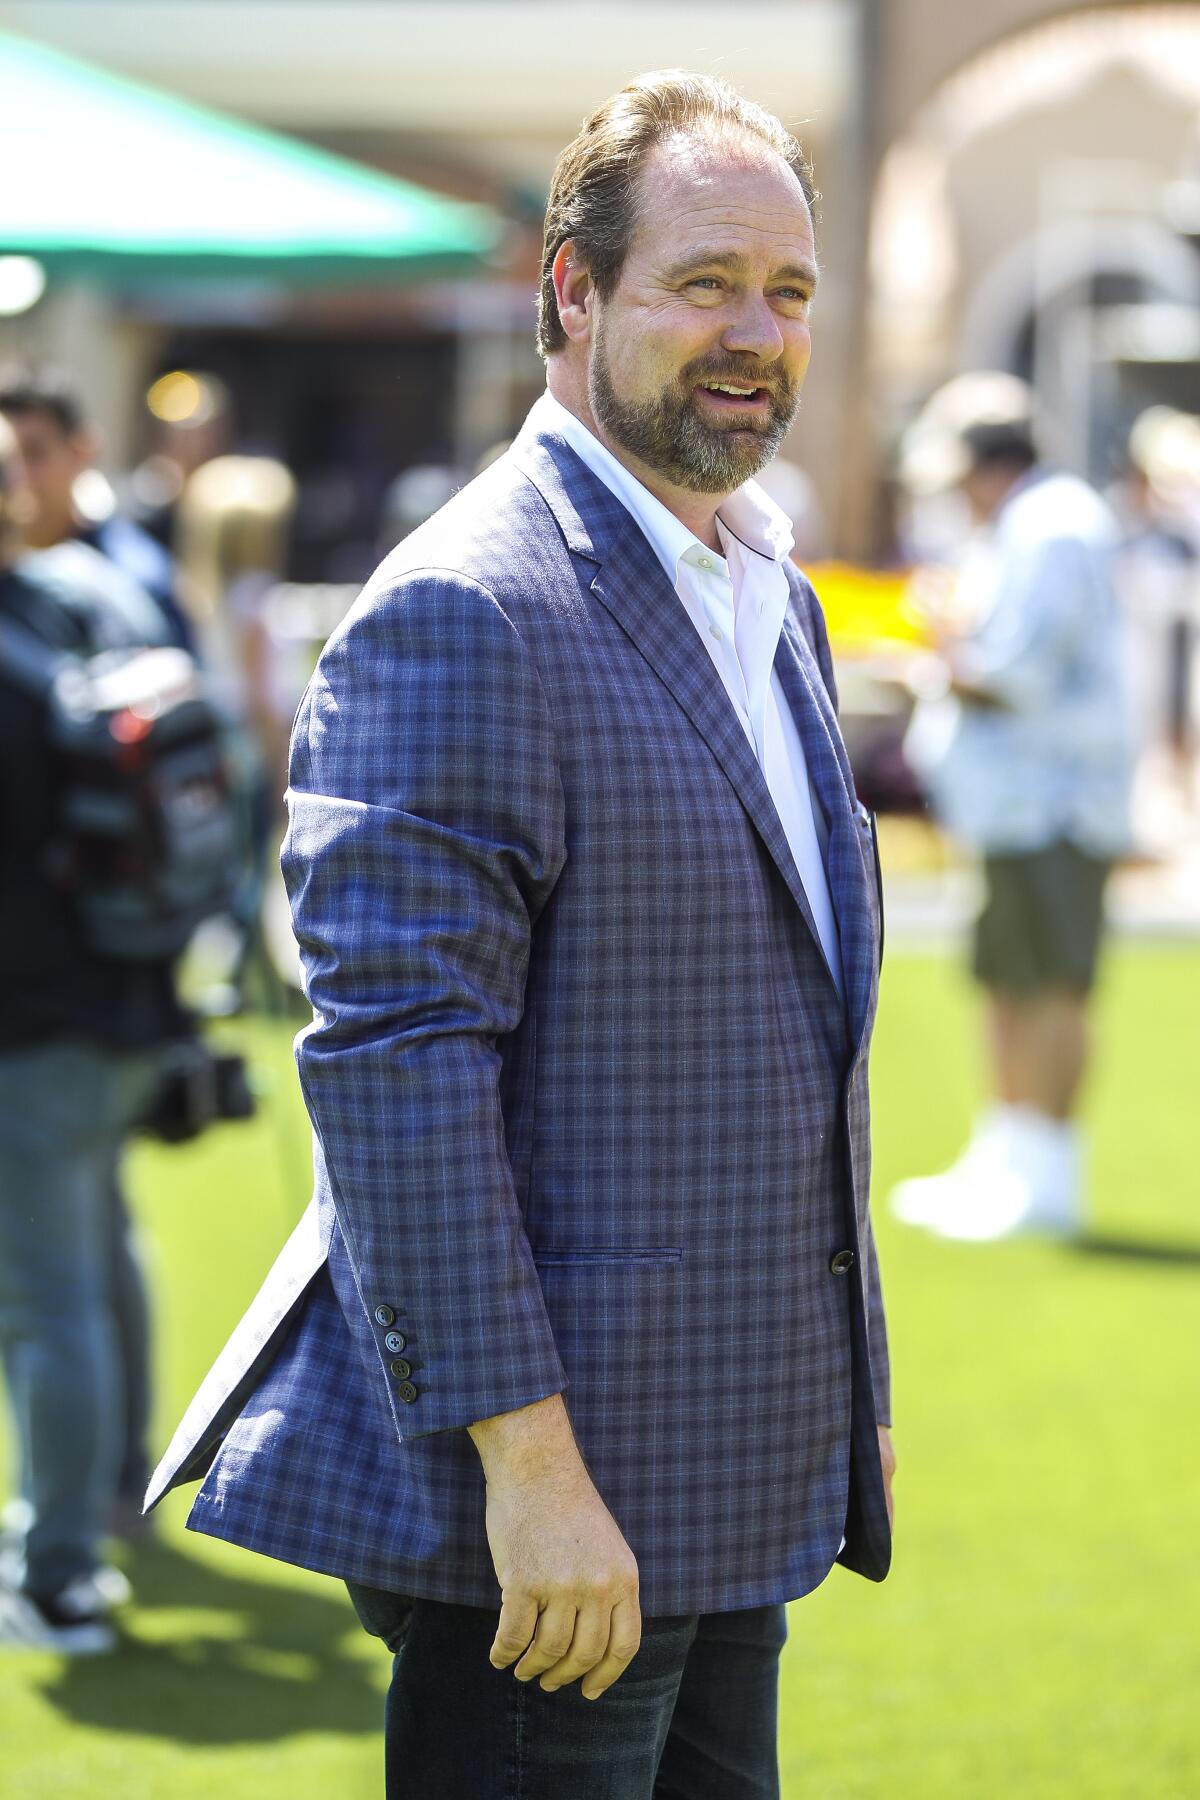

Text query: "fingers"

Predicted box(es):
[580, 1595, 642, 1701]
[537, 1603, 611, 1693]
[514, 1599, 577, 1682]
[489, 1591, 539, 1670]
[494, 1592, 643, 1698]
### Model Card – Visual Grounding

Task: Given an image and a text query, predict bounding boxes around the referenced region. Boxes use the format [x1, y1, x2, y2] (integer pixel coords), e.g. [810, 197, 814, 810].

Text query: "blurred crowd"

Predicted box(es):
[0, 350, 1198, 1653]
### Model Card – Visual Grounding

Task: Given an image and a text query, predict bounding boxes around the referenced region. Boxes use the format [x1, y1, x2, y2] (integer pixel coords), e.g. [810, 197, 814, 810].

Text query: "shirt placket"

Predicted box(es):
[686, 551, 754, 744]
[728, 542, 788, 763]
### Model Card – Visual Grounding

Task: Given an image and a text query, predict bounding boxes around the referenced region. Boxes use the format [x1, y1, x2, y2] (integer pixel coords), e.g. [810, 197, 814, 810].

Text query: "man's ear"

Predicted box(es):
[552, 240, 593, 345]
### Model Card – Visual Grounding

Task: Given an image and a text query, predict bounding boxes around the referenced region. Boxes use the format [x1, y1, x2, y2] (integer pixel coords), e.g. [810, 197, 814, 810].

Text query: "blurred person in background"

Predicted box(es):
[0, 367, 195, 1561]
[0, 417, 185, 1654]
[173, 455, 300, 1002]
[175, 454, 298, 797]
[0, 365, 195, 654]
[893, 374, 1134, 1242]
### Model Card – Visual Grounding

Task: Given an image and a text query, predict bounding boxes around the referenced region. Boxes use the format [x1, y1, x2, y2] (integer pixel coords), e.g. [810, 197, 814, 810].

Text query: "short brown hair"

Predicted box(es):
[537, 70, 816, 360]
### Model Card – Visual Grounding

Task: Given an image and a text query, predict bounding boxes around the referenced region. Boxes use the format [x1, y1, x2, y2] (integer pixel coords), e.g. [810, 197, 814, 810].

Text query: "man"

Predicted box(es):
[147, 72, 893, 1795]
[0, 418, 180, 1654]
[0, 367, 193, 1553]
[894, 374, 1133, 1241]
[0, 365, 194, 653]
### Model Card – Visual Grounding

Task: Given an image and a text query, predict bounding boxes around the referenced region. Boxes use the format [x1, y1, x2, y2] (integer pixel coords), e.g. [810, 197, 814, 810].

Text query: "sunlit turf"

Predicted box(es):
[1, 945, 1197, 1798]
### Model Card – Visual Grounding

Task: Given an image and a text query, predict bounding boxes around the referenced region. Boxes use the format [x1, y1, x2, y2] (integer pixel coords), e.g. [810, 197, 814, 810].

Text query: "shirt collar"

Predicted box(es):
[535, 391, 794, 585]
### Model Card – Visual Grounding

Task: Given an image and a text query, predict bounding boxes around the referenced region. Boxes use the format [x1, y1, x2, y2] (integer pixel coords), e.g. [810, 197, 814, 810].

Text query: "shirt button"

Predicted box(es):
[829, 1250, 856, 1275]
[698, 555, 713, 570]
[389, 1358, 412, 1379]
[709, 625, 723, 641]
[373, 1305, 395, 1327]
[397, 1381, 419, 1404]
[384, 1331, 406, 1354]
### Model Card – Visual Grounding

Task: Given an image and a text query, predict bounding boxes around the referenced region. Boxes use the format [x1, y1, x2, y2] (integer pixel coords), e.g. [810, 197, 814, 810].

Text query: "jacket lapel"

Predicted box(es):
[591, 517, 838, 992]
[775, 610, 879, 1051]
[514, 424, 841, 1006]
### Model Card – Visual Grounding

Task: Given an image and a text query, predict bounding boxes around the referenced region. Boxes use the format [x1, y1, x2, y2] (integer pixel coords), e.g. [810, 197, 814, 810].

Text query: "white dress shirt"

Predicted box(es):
[538, 391, 843, 993]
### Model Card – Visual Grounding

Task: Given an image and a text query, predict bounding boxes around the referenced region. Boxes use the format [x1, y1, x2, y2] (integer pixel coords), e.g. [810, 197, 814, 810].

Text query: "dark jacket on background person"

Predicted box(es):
[0, 556, 187, 1050]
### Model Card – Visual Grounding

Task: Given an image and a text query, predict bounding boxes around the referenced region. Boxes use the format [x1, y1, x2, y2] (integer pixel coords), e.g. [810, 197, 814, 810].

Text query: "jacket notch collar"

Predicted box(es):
[511, 427, 622, 566]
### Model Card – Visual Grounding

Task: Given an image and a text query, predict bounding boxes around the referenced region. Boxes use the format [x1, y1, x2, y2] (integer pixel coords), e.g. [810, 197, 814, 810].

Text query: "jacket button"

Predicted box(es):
[397, 1381, 418, 1404]
[389, 1358, 412, 1379]
[384, 1331, 406, 1354]
[829, 1249, 856, 1275]
[373, 1305, 395, 1327]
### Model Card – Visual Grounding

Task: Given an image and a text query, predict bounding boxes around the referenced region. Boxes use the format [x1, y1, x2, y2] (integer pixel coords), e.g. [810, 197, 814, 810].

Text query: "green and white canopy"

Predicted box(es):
[0, 32, 503, 281]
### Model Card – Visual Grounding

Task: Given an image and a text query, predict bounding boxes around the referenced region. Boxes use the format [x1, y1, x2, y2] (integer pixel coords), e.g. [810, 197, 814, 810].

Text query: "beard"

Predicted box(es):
[589, 324, 800, 494]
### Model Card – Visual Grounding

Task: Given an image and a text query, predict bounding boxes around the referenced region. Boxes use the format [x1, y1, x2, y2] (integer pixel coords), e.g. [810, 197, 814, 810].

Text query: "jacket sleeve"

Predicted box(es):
[282, 568, 569, 1440]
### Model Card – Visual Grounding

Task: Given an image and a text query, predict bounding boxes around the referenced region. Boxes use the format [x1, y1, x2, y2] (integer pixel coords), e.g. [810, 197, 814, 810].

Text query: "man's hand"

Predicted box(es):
[877, 1425, 896, 1529]
[468, 1395, 641, 1700]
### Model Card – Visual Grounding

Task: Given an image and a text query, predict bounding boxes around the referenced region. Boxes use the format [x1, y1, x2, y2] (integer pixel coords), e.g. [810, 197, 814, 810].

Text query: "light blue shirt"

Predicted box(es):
[539, 391, 843, 992]
[906, 469, 1135, 857]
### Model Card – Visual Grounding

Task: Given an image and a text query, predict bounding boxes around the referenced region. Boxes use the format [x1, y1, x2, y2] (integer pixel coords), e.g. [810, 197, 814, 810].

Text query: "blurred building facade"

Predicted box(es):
[1, 0, 1198, 567]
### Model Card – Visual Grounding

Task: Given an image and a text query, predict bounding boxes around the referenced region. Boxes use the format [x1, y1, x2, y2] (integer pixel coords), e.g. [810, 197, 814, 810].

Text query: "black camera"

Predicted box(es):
[137, 1038, 256, 1144]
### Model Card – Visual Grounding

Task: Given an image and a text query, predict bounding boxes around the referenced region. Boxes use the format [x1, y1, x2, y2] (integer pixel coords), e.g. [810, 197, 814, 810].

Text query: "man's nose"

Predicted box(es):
[720, 296, 785, 362]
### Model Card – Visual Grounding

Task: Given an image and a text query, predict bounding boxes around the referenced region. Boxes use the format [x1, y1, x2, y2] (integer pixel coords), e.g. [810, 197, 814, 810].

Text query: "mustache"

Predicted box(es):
[682, 358, 791, 399]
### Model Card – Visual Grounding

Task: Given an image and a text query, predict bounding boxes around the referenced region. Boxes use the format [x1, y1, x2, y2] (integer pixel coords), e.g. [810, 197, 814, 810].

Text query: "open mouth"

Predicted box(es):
[695, 380, 772, 413]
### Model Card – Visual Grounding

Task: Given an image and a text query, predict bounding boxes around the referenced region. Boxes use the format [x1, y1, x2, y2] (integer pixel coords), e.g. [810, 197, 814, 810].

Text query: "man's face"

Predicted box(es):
[961, 462, 1018, 525]
[1, 408, 90, 547]
[587, 135, 817, 495]
[0, 431, 33, 564]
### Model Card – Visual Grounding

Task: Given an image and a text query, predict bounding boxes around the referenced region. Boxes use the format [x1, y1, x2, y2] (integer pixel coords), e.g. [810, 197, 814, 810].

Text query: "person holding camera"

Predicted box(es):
[0, 416, 189, 1654]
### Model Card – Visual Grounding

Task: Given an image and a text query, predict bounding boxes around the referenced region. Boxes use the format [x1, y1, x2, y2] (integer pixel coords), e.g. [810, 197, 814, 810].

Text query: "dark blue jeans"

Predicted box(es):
[347, 1584, 787, 1799]
[0, 1041, 158, 1595]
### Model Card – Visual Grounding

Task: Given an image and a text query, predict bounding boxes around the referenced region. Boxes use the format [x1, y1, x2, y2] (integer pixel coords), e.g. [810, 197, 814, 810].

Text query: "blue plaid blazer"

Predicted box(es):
[147, 412, 892, 1614]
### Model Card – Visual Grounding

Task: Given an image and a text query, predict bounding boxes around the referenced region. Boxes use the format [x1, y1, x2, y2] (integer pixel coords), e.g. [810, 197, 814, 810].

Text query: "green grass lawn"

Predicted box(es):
[2, 945, 1198, 1798]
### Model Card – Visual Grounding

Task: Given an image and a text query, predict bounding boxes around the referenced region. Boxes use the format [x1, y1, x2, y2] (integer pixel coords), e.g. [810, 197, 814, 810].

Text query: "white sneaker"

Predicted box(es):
[924, 1165, 1037, 1240]
[0, 1550, 131, 1609]
[892, 1109, 1083, 1242]
[890, 1109, 1014, 1228]
[0, 1576, 119, 1655]
[79, 1566, 133, 1609]
[929, 1112, 1083, 1242]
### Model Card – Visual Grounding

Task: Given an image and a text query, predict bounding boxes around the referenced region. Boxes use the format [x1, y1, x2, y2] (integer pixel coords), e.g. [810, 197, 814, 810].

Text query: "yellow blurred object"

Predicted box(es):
[805, 561, 931, 654]
[147, 371, 203, 424]
[146, 370, 231, 428]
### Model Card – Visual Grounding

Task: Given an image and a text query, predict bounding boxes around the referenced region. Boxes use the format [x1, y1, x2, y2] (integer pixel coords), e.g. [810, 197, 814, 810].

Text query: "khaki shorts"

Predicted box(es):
[973, 841, 1112, 996]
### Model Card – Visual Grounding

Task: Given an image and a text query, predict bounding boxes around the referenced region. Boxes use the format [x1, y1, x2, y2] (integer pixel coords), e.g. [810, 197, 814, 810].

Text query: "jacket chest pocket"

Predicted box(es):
[532, 1246, 683, 1267]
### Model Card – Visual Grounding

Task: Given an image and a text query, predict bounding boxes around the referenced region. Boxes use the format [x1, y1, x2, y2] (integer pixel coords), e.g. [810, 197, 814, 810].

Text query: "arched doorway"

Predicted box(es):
[850, 3, 1200, 553]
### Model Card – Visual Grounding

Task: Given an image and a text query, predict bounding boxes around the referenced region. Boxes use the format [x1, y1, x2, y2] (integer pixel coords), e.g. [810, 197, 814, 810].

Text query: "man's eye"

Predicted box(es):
[688, 277, 722, 290]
